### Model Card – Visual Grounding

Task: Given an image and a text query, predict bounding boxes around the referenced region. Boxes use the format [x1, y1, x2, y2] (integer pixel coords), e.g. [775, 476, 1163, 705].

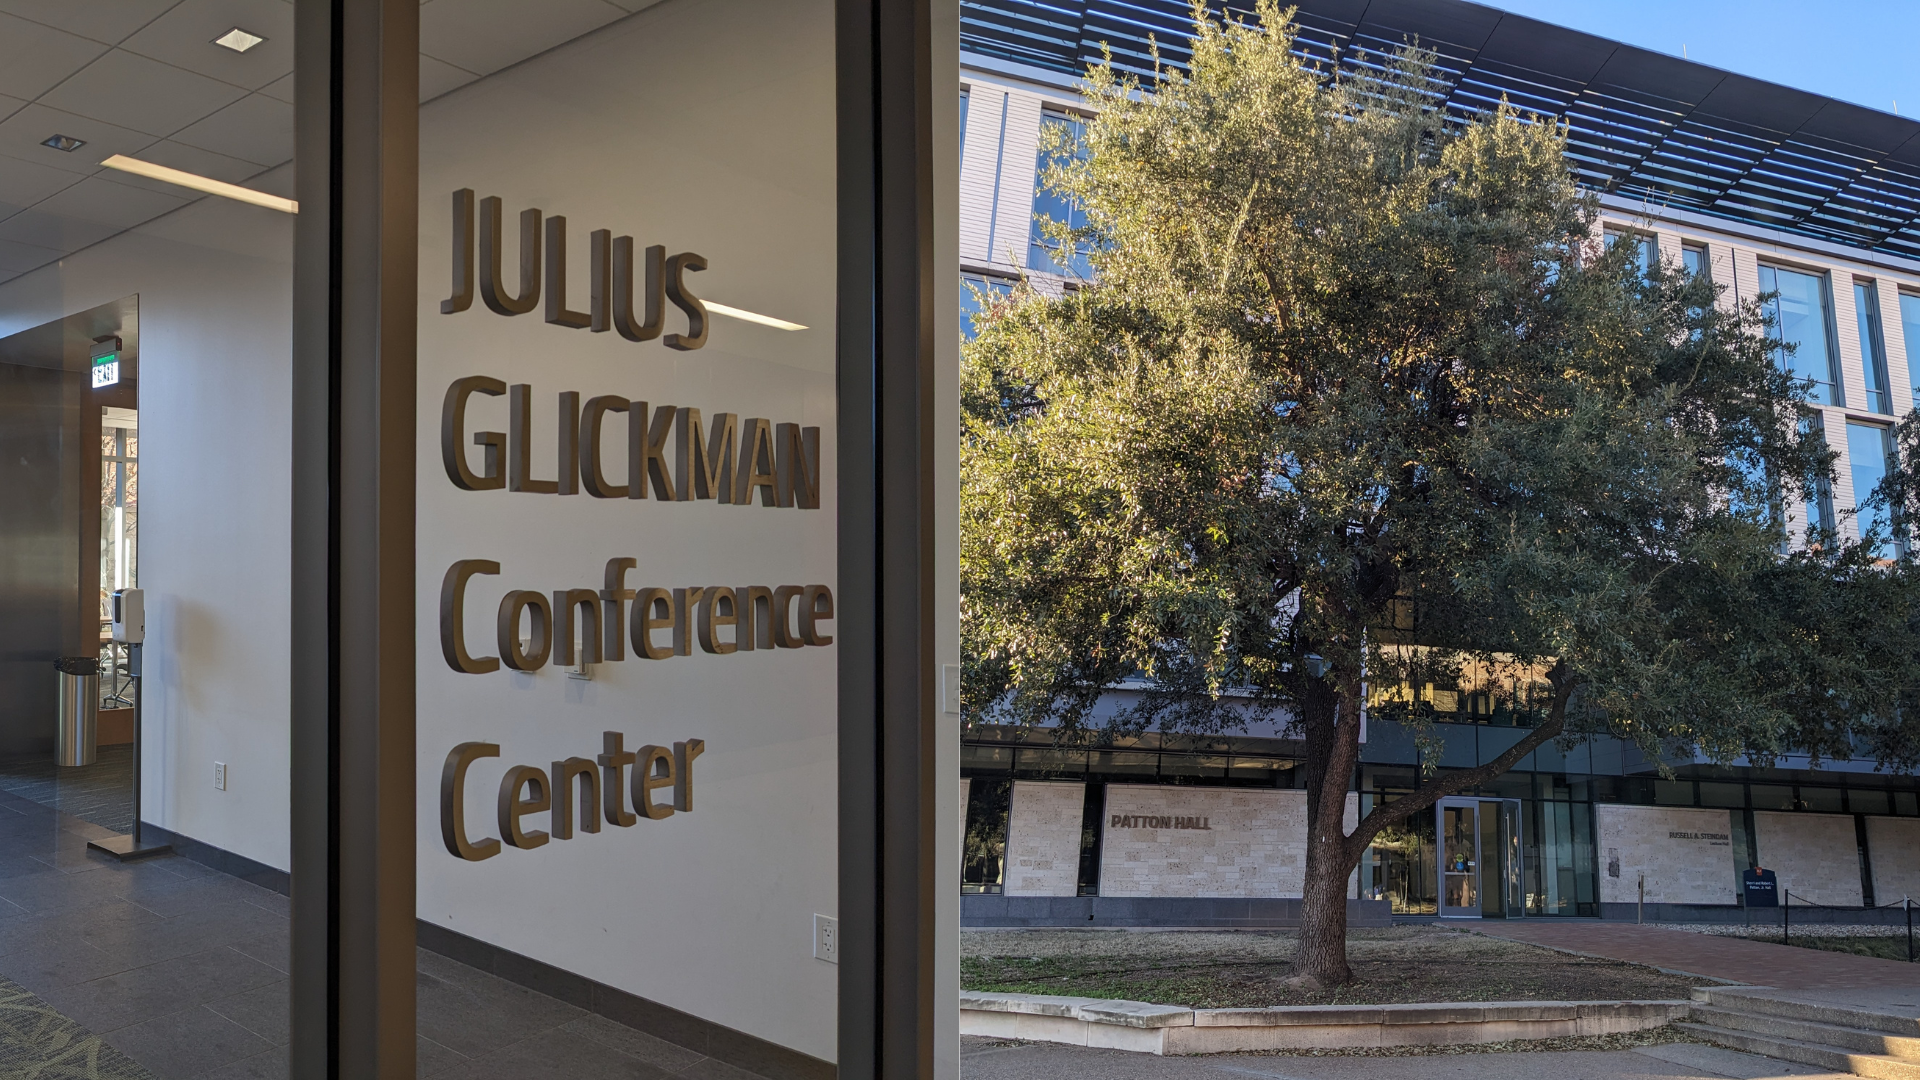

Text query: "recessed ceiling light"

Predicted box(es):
[41, 134, 85, 152]
[212, 27, 265, 53]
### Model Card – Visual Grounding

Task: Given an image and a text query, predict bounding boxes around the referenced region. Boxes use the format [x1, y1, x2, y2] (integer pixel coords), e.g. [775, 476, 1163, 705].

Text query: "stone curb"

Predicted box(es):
[959, 992, 1695, 1055]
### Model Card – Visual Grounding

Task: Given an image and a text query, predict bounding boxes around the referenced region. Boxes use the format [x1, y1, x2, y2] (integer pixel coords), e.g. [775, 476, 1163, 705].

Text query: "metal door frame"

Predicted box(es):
[1436, 797, 1481, 918]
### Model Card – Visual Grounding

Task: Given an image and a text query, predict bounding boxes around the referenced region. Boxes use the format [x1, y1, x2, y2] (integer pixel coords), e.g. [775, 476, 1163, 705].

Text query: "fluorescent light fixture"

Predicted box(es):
[99, 155, 297, 214]
[42, 134, 85, 152]
[212, 27, 265, 53]
[705, 301, 806, 331]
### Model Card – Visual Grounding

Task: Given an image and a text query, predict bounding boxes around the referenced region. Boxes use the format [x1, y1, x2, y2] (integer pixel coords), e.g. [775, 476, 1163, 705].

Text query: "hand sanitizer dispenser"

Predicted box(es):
[111, 588, 144, 645]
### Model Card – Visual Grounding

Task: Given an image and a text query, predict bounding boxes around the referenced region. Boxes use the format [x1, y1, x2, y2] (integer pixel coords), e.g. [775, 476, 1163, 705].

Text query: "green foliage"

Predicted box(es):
[961, 0, 1920, 773]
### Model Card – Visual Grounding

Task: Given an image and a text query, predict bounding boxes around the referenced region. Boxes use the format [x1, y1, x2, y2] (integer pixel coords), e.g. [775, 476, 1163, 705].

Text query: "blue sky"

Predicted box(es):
[1483, 1, 1920, 117]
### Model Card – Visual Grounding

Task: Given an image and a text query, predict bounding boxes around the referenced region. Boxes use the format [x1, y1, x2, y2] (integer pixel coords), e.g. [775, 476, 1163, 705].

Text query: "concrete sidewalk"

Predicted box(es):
[1470, 922, 1920, 990]
[960, 1038, 1850, 1079]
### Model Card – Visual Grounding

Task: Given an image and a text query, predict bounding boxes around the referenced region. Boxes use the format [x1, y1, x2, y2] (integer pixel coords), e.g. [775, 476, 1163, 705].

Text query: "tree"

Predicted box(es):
[961, 1, 1920, 985]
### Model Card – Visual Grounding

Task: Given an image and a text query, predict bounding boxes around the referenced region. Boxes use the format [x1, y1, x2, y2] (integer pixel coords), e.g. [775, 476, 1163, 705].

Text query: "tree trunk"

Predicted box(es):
[1294, 814, 1354, 984]
[1294, 674, 1365, 985]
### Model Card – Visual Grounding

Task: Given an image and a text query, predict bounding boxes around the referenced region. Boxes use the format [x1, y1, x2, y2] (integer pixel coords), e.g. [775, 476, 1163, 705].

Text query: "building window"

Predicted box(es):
[1856, 281, 1892, 414]
[961, 779, 1011, 893]
[960, 88, 969, 156]
[1847, 420, 1898, 556]
[1603, 227, 1655, 279]
[1759, 264, 1841, 406]
[961, 273, 1014, 340]
[1029, 110, 1094, 278]
[1804, 416, 1836, 538]
[1901, 291, 1920, 410]
[1681, 242, 1707, 277]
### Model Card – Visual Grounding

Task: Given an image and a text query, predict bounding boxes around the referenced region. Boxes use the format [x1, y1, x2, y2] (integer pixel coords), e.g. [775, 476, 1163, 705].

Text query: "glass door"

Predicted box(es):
[1438, 800, 1481, 917]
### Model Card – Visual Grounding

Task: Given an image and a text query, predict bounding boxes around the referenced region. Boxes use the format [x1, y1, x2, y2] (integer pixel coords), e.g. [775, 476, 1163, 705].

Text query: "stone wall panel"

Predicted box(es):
[1594, 805, 1734, 905]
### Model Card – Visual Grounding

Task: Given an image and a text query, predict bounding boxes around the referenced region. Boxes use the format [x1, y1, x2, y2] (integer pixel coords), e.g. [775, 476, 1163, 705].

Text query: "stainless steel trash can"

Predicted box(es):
[54, 656, 99, 767]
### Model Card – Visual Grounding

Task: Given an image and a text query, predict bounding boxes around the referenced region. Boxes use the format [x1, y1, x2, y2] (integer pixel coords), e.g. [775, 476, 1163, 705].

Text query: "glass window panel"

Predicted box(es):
[1654, 779, 1696, 805]
[1682, 243, 1706, 277]
[1849, 789, 1891, 815]
[1228, 756, 1296, 785]
[1604, 228, 1655, 279]
[1698, 781, 1746, 808]
[962, 779, 1012, 892]
[1804, 416, 1836, 536]
[1897, 791, 1919, 816]
[962, 743, 1014, 772]
[1903, 292, 1920, 410]
[1799, 787, 1845, 813]
[1015, 747, 1087, 775]
[1750, 784, 1796, 810]
[1090, 750, 1160, 777]
[1760, 265, 1841, 405]
[1159, 754, 1228, 780]
[1029, 111, 1094, 278]
[960, 273, 1014, 340]
[1364, 808, 1436, 914]
[1847, 421, 1897, 556]
[960, 88, 969, 156]
[1856, 282, 1891, 413]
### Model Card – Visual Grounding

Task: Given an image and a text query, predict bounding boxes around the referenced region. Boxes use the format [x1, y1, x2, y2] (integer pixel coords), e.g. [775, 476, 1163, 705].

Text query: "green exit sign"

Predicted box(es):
[90, 338, 120, 389]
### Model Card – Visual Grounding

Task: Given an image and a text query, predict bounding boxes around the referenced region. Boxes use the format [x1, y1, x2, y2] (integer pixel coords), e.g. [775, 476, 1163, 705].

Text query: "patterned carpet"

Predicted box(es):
[0, 971, 154, 1078]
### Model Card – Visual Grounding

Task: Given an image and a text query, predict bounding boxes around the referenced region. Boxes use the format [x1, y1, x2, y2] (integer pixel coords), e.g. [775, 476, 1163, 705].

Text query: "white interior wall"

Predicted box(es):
[0, 193, 295, 871]
[414, 0, 839, 1060]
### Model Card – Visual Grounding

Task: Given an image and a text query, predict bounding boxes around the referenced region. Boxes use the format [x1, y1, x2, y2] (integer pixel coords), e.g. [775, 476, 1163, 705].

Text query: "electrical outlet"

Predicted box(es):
[813, 913, 838, 964]
[214, 762, 227, 791]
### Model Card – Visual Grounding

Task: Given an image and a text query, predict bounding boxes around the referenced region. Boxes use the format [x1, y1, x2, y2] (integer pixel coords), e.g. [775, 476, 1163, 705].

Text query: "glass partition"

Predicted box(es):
[415, 1, 842, 1072]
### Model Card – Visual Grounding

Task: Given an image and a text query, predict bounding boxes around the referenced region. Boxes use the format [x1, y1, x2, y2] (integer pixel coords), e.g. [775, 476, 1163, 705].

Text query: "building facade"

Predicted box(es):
[957, 0, 1920, 924]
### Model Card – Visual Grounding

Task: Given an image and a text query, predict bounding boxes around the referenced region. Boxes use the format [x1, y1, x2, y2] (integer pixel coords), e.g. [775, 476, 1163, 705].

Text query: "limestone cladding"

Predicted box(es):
[1755, 811, 1863, 907]
[1868, 816, 1920, 905]
[1005, 781, 1086, 897]
[1099, 786, 1357, 899]
[1594, 805, 1734, 905]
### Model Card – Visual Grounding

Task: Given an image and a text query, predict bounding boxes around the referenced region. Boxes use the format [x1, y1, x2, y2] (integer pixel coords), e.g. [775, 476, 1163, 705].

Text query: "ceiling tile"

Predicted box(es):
[32, 174, 186, 228]
[0, 0, 187, 46]
[0, 207, 121, 250]
[420, 54, 477, 102]
[40, 48, 249, 138]
[603, 0, 664, 12]
[120, 0, 295, 92]
[0, 93, 27, 126]
[0, 150, 86, 206]
[169, 92, 290, 165]
[0, 103, 159, 177]
[0, 11, 112, 100]
[0, 271, 20, 287]
[0, 237, 63, 274]
[420, 0, 627, 77]
[257, 71, 291, 104]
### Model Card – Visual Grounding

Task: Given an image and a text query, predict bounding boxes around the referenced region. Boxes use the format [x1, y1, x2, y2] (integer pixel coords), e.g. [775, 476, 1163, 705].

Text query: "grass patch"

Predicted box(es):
[1778, 934, 1919, 962]
[961, 926, 1708, 1009]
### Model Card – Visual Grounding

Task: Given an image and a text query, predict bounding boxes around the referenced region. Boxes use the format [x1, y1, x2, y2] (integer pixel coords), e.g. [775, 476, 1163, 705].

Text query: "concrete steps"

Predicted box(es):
[1686, 988, 1920, 1079]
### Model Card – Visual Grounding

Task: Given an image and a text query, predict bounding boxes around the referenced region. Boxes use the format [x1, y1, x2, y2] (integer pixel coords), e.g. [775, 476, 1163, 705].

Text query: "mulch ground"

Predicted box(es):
[961, 926, 1710, 1009]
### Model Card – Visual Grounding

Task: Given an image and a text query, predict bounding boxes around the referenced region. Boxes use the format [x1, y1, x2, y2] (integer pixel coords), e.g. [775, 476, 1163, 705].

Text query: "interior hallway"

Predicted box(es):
[0, 785, 764, 1079]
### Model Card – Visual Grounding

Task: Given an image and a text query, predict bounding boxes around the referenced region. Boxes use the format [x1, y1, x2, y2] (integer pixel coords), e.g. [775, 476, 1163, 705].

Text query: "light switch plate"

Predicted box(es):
[813, 913, 838, 964]
[214, 762, 227, 791]
[941, 664, 961, 715]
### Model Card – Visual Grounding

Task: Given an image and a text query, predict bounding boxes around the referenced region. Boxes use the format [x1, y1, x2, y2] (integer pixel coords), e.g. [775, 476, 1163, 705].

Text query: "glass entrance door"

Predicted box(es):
[1439, 800, 1480, 917]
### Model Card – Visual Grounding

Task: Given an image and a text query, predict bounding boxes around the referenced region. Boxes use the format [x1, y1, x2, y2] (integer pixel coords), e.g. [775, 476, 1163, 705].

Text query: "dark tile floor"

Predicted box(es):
[0, 745, 137, 833]
[0, 786, 768, 1079]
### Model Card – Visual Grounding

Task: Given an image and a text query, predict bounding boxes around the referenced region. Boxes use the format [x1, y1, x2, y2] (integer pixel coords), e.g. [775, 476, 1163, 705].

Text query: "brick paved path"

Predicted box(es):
[1473, 921, 1920, 989]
